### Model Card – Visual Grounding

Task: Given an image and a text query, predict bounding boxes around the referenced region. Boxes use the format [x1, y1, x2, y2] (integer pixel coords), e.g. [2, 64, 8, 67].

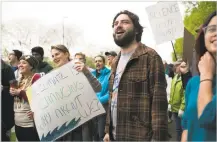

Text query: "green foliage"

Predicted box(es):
[172, 38, 183, 61]
[43, 57, 57, 68]
[3, 48, 9, 57]
[172, 1, 216, 62]
[86, 56, 95, 69]
[184, 1, 216, 36]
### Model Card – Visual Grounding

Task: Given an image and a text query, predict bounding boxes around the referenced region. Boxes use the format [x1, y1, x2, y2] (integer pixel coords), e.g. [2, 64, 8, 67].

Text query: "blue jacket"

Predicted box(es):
[182, 76, 216, 141]
[92, 67, 110, 104]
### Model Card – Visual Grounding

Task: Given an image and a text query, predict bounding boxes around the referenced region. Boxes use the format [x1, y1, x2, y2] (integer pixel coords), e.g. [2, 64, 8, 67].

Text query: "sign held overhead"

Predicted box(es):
[146, 2, 184, 45]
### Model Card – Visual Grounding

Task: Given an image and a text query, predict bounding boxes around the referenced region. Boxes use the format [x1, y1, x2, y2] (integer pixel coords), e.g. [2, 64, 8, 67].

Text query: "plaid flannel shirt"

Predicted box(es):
[105, 43, 168, 141]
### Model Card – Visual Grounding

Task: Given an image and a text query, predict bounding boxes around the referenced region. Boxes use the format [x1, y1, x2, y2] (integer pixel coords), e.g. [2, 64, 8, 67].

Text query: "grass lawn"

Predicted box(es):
[10, 127, 17, 142]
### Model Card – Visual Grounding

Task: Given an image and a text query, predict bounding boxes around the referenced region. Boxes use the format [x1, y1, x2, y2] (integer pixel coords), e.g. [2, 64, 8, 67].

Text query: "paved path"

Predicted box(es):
[168, 120, 177, 141]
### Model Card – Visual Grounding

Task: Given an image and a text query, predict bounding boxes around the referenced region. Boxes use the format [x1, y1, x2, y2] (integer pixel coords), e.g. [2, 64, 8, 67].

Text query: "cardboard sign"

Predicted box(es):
[27, 61, 105, 141]
[146, 2, 184, 44]
[182, 27, 195, 65]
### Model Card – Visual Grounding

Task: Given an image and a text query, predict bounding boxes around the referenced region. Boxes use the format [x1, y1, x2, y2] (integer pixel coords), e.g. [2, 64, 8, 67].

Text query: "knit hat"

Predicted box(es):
[12, 50, 23, 60]
[19, 55, 39, 69]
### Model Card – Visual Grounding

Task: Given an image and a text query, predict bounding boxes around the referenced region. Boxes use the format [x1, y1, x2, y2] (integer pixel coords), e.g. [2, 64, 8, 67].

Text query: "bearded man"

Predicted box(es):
[103, 10, 168, 141]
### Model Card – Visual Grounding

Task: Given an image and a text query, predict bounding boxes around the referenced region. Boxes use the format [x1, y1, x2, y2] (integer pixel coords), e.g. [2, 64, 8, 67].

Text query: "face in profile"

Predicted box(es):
[106, 55, 115, 65]
[8, 52, 17, 64]
[204, 15, 217, 55]
[51, 49, 69, 68]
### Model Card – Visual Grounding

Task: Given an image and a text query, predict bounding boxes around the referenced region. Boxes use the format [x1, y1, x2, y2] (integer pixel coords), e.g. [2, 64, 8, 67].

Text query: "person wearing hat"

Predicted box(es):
[31, 46, 53, 75]
[9, 55, 41, 141]
[105, 51, 117, 69]
[168, 59, 185, 141]
[8, 50, 23, 80]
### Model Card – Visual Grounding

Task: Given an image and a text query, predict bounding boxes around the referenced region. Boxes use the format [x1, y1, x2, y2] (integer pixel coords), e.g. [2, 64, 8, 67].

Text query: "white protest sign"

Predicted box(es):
[29, 61, 105, 141]
[146, 2, 184, 44]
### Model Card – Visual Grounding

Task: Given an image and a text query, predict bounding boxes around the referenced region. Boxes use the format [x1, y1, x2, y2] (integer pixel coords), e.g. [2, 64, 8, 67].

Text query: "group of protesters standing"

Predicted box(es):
[1, 10, 216, 142]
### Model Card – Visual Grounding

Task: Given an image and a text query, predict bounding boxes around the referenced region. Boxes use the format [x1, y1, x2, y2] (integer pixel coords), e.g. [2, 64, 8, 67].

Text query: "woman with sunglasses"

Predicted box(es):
[50, 44, 102, 141]
[181, 11, 216, 142]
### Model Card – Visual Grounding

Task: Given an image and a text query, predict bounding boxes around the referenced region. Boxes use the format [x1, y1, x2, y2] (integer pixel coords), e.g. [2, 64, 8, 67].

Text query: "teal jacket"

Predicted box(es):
[92, 67, 110, 104]
[182, 76, 216, 141]
[169, 74, 185, 112]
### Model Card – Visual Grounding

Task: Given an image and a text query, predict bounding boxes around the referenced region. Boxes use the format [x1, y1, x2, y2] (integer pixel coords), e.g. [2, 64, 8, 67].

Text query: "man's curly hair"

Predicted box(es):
[112, 10, 144, 42]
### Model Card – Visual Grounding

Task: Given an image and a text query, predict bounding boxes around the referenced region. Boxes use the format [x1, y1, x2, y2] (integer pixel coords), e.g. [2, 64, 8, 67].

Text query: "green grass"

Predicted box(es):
[10, 132, 17, 142]
[9, 127, 17, 142]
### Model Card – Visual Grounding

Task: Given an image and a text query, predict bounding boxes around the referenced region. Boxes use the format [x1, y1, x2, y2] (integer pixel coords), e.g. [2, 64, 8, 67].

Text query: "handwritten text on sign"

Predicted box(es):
[28, 61, 105, 141]
[146, 2, 184, 44]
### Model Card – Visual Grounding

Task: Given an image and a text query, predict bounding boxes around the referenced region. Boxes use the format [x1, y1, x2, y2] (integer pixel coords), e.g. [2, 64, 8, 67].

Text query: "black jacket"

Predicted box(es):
[1, 60, 15, 131]
[181, 71, 192, 90]
[36, 61, 53, 74]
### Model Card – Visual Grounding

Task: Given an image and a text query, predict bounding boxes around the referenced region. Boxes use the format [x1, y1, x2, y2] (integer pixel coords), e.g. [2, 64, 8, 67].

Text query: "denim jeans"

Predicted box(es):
[93, 103, 108, 141]
[57, 126, 82, 141]
[82, 121, 93, 141]
[172, 112, 183, 141]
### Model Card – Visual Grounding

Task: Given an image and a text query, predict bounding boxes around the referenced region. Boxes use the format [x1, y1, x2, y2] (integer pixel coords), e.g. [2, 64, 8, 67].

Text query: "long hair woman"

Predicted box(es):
[181, 11, 216, 142]
[51, 44, 102, 141]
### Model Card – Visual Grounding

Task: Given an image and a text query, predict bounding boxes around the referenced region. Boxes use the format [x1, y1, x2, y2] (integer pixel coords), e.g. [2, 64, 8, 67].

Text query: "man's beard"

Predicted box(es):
[113, 28, 136, 48]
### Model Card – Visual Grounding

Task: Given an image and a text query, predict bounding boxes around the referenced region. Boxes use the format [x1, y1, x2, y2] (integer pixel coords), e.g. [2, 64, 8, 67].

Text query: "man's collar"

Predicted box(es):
[111, 42, 149, 73]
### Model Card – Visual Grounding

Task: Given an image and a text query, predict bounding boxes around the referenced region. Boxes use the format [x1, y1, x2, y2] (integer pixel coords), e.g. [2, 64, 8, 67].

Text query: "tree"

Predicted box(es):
[172, 1, 216, 61]
[184, 1, 216, 35]
[43, 57, 56, 68]
[64, 24, 83, 49]
[2, 19, 39, 53]
[86, 56, 95, 69]
[39, 27, 60, 45]
[2, 48, 9, 61]
[171, 38, 183, 61]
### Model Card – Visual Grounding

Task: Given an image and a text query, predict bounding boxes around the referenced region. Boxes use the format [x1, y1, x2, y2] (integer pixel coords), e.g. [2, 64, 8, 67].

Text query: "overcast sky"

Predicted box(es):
[2, 2, 186, 63]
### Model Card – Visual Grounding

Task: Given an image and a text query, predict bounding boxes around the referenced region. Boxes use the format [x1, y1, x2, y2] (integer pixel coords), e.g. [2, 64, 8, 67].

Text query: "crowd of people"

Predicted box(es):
[1, 10, 216, 141]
